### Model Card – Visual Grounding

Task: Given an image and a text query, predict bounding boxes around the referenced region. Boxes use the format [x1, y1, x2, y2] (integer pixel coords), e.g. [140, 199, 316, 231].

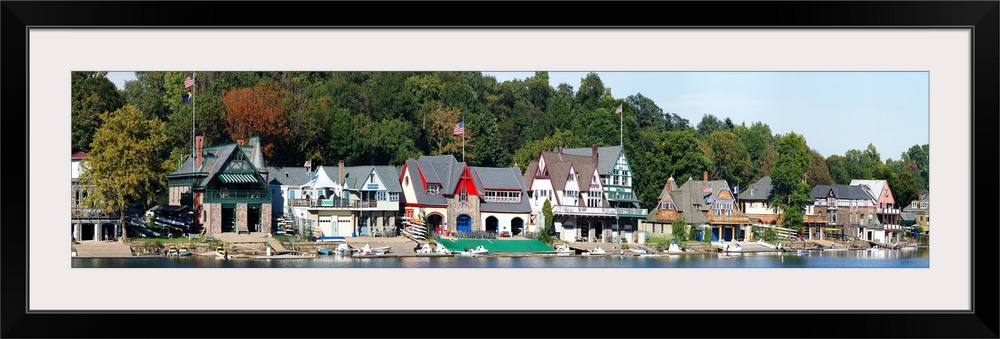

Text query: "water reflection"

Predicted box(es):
[73, 248, 928, 269]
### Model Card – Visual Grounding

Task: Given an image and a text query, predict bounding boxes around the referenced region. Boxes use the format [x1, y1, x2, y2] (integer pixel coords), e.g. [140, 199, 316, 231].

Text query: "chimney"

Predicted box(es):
[703, 171, 708, 181]
[558, 140, 564, 154]
[592, 144, 599, 162]
[195, 136, 204, 171]
[668, 176, 676, 191]
[338, 160, 345, 184]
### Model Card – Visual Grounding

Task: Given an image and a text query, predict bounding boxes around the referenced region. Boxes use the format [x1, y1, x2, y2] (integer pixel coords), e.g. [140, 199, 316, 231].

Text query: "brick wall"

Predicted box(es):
[261, 203, 272, 234]
[236, 203, 247, 230]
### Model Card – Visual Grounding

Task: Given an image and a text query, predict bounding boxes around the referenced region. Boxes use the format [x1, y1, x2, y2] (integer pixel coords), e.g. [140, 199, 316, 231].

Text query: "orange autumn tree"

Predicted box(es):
[220, 81, 290, 158]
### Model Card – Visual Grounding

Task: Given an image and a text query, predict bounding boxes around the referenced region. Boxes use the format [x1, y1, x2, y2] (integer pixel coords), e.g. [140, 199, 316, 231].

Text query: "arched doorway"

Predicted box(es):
[427, 213, 444, 235]
[580, 221, 590, 241]
[456, 214, 472, 232]
[595, 221, 605, 241]
[511, 218, 524, 236]
[485, 216, 498, 234]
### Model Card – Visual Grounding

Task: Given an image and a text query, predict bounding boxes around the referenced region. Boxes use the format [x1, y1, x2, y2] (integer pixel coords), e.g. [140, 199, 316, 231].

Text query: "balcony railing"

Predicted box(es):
[204, 189, 271, 203]
[552, 205, 617, 217]
[289, 198, 398, 211]
[71, 208, 119, 219]
[708, 215, 751, 223]
[876, 208, 901, 215]
[615, 208, 648, 217]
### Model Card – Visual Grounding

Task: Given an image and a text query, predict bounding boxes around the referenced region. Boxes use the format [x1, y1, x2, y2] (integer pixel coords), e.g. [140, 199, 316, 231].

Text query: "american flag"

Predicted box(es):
[184, 74, 194, 89]
[303, 160, 312, 168]
[703, 183, 713, 193]
[614, 103, 623, 114]
[452, 120, 464, 136]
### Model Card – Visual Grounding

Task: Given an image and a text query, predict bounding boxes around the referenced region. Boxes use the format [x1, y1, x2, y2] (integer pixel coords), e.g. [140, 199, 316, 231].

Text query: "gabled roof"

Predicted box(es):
[669, 179, 731, 224]
[266, 166, 313, 186]
[471, 166, 532, 213]
[539, 151, 595, 193]
[472, 167, 525, 191]
[305, 165, 341, 189]
[738, 176, 773, 201]
[402, 156, 465, 206]
[562, 145, 622, 175]
[522, 161, 539, 189]
[575, 163, 597, 192]
[169, 136, 267, 188]
[811, 185, 872, 200]
[850, 179, 891, 201]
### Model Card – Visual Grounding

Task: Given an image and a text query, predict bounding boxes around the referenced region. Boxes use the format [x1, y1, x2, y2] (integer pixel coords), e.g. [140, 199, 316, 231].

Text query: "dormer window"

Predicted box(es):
[426, 184, 440, 195]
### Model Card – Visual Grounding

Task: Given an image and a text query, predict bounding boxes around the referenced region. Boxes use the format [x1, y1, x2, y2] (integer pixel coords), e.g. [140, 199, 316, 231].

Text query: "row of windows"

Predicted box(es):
[484, 190, 521, 203]
[607, 192, 633, 201]
[604, 175, 632, 187]
[713, 202, 734, 216]
[659, 201, 674, 210]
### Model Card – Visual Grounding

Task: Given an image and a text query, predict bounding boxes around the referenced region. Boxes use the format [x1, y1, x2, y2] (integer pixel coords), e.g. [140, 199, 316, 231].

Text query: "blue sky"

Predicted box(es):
[107, 71, 928, 160]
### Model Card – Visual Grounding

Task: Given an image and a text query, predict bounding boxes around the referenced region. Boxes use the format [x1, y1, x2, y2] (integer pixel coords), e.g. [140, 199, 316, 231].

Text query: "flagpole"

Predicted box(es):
[620, 104, 623, 147]
[462, 120, 465, 162]
[191, 72, 196, 173]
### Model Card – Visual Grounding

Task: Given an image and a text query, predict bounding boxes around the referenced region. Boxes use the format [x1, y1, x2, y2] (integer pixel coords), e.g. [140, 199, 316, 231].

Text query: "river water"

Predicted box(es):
[72, 248, 928, 268]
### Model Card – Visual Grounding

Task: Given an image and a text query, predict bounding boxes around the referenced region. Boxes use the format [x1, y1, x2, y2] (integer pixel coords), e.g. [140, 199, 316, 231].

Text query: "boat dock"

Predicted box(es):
[73, 241, 134, 258]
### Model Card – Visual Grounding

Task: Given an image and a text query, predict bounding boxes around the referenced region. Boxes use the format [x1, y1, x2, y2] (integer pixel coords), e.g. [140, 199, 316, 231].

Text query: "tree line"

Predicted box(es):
[72, 71, 929, 214]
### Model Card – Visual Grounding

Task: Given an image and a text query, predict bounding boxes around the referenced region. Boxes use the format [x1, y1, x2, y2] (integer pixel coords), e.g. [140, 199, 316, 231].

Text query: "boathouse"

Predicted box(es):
[166, 135, 272, 235]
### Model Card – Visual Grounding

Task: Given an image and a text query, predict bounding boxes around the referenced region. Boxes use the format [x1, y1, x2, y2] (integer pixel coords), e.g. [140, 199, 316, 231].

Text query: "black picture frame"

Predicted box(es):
[3, 1, 997, 338]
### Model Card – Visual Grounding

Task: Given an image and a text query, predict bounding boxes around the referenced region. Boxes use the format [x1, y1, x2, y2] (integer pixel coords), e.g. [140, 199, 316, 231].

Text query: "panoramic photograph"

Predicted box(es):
[69, 71, 930, 268]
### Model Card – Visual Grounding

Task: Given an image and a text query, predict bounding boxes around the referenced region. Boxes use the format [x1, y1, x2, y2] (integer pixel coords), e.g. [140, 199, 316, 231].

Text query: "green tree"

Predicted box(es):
[826, 154, 851, 184]
[625, 93, 665, 129]
[79, 105, 170, 242]
[733, 121, 777, 182]
[72, 72, 125, 153]
[706, 130, 753, 186]
[901, 144, 929, 189]
[770, 133, 812, 231]
[806, 150, 833, 186]
[696, 114, 729, 137]
[671, 215, 688, 242]
[539, 199, 555, 245]
[574, 72, 606, 109]
[123, 71, 169, 121]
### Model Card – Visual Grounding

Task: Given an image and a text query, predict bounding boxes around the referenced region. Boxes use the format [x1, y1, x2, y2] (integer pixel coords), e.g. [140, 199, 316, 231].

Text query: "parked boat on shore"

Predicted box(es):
[457, 245, 489, 256]
[215, 246, 229, 260]
[582, 246, 606, 256]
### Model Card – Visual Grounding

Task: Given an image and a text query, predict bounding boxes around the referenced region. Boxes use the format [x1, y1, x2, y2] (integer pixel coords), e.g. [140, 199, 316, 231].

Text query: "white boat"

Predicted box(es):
[724, 243, 742, 252]
[416, 243, 433, 254]
[629, 248, 648, 254]
[434, 243, 452, 255]
[355, 243, 392, 256]
[335, 243, 357, 255]
[582, 246, 606, 256]
[717, 252, 740, 259]
[554, 244, 573, 256]
[458, 245, 488, 256]
[667, 243, 683, 253]
[638, 253, 667, 258]
[253, 251, 317, 259]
